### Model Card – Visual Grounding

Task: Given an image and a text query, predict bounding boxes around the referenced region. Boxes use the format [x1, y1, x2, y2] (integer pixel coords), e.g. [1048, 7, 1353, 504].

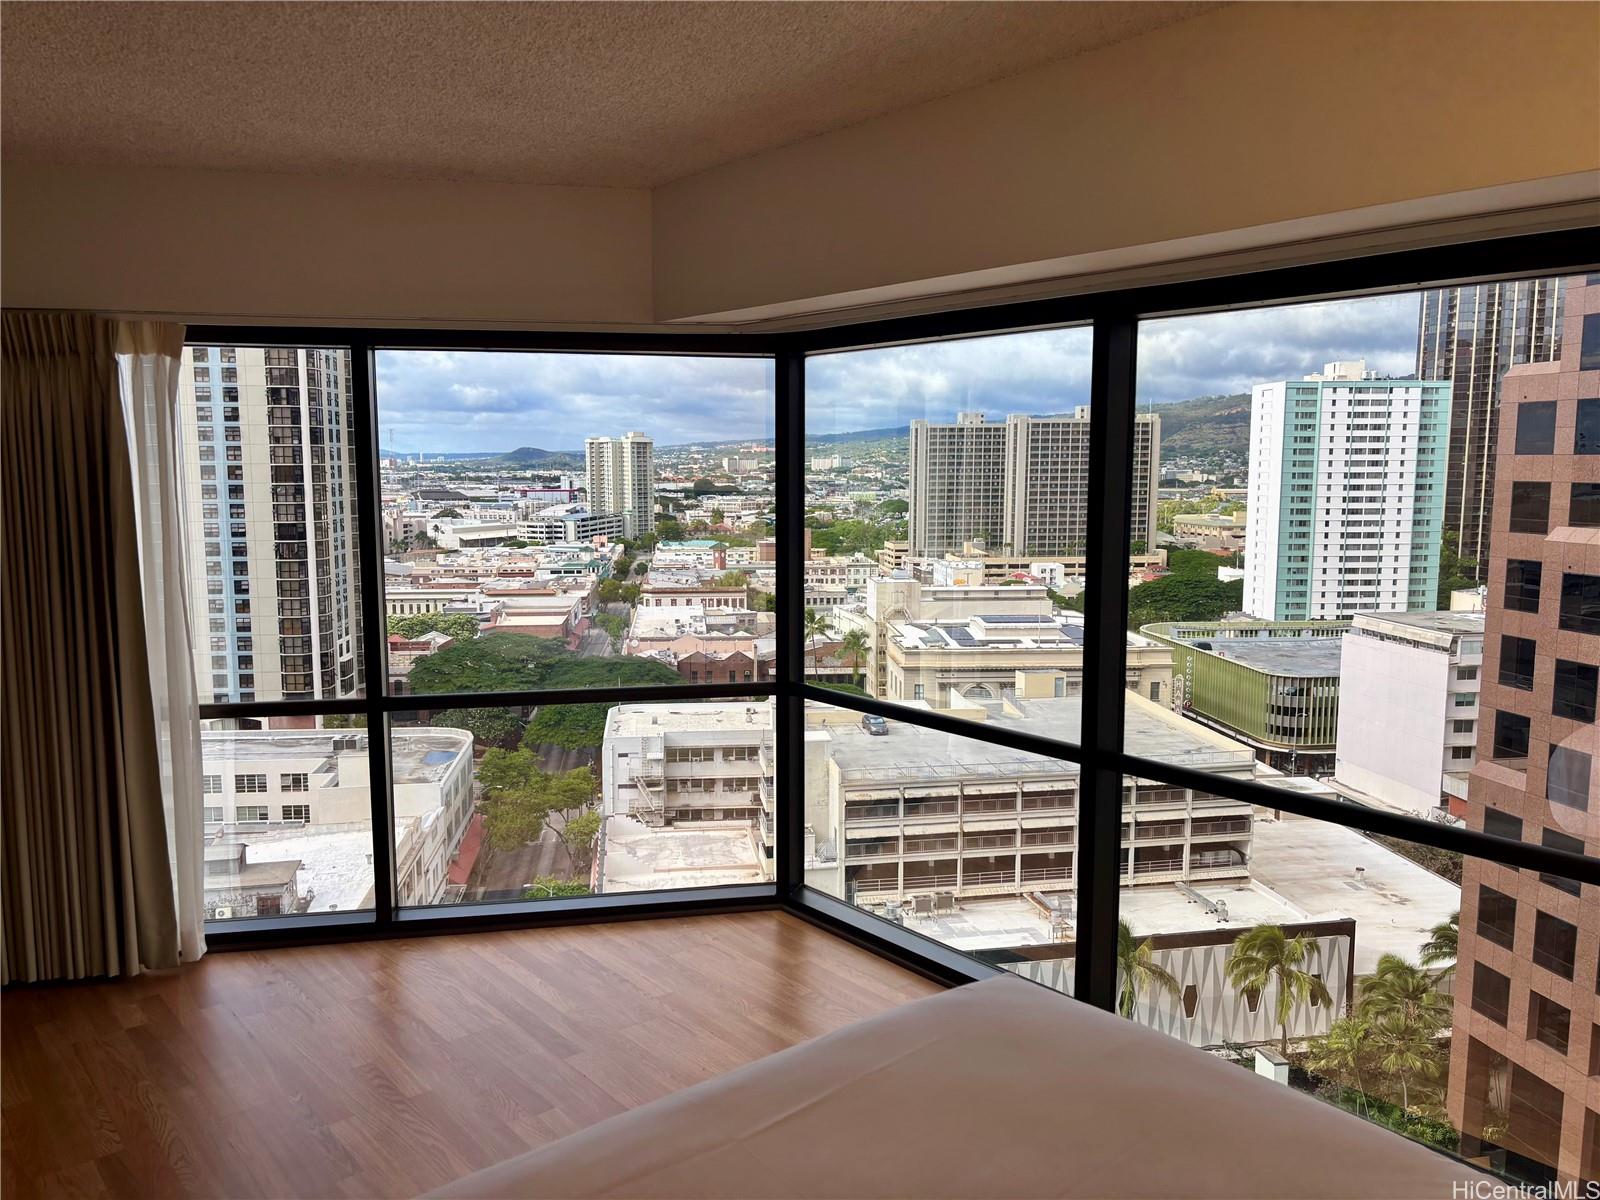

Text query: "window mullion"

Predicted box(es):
[349, 339, 396, 925]
[1075, 312, 1137, 1009]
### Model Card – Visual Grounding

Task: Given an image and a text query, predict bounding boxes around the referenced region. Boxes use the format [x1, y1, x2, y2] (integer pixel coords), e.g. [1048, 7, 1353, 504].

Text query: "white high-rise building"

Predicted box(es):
[178, 346, 363, 704]
[908, 409, 1159, 557]
[1332, 610, 1484, 817]
[585, 431, 656, 539]
[1244, 361, 1452, 621]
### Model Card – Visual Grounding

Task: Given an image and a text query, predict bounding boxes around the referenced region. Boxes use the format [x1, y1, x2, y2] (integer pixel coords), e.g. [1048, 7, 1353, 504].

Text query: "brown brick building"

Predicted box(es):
[1448, 274, 1600, 1184]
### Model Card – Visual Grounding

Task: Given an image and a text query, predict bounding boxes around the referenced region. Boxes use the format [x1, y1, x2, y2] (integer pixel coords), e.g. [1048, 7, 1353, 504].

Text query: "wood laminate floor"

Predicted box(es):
[1, 911, 940, 1199]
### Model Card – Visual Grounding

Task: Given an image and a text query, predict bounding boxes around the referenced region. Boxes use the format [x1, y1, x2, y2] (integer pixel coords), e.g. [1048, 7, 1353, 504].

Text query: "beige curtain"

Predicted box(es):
[2, 311, 179, 983]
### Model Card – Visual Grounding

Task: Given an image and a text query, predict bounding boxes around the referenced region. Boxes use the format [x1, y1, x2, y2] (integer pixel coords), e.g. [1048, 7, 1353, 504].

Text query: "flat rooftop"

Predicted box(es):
[607, 699, 774, 738]
[209, 826, 378, 913]
[1173, 633, 1344, 677]
[599, 816, 768, 893]
[201, 728, 471, 785]
[1353, 610, 1485, 637]
[1247, 815, 1460, 974]
[816, 694, 1254, 782]
[879, 820, 1458, 976]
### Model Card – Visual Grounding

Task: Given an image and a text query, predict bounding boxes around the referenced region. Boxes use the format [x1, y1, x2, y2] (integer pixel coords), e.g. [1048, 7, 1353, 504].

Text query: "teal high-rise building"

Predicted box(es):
[1243, 360, 1452, 621]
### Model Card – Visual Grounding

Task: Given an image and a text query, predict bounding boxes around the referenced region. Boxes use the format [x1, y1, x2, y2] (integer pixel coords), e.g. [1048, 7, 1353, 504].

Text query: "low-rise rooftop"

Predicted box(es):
[599, 816, 768, 893]
[606, 699, 775, 738]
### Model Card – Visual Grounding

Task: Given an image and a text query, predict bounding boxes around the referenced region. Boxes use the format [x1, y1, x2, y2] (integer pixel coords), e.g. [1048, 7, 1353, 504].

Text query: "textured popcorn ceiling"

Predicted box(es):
[1, 1, 1219, 188]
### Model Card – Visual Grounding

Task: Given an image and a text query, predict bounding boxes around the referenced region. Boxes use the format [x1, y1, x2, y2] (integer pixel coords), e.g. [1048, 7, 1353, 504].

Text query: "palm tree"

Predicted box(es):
[1306, 1015, 1373, 1115]
[1365, 1014, 1444, 1113]
[1116, 919, 1180, 1020]
[1418, 910, 1458, 980]
[1224, 924, 1332, 1055]
[1358, 953, 1451, 1033]
[838, 629, 869, 690]
[802, 608, 834, 677]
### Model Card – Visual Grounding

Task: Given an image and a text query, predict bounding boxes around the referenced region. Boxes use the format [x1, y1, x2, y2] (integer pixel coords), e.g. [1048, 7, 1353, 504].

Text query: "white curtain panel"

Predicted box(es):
[117, 321, 207, 965]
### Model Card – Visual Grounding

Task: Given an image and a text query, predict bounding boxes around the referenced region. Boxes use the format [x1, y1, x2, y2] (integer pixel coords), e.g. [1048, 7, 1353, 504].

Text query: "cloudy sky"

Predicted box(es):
[378, 293, 1420, 451]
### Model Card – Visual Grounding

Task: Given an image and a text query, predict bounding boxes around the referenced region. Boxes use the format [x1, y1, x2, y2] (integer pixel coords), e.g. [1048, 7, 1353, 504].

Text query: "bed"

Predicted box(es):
[430, 974, 1483, 1198]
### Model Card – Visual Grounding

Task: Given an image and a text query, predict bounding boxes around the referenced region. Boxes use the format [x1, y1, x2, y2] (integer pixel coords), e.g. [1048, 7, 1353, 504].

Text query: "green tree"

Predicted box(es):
[751, 590, 776, 612]
[632, 560, 649, 576]
[1116, 919, 1180, 1019]
[715, 569, 750, 588]
[1435, 531, 1479, 608]
[595, 612, 627, 641]
[1307, 1015, 1374, 1115]
[525, 704, 610, 751]
[406, 632, 563, 694]
[387, 612, 480, 642]
[483, 766, 596, 851]
[1358, 953, 1451, 1033]
[561, 811, 602, 870]
[1419, 911, 1458, 979]
[839, 628, 869, 689]
[523, 877, 592, 900]
[1224, 924, 1332, 1054]
[477, 747, 539, 796]
[322, 713, 368, 729]
[877, 499, 909, 515]
[430, 707, 524, 750]
[803, 608, 835, 676]
[432, 506, 463, 519]
[710, 507, 725, 525]
[656, 516, 684, 541]
[1366, 1014, 1444, 1113]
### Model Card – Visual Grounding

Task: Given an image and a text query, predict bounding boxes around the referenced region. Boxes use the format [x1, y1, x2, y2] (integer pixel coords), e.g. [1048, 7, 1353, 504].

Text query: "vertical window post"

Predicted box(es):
[776, 347, 806, 895]
[1076, 312, 1137, 1009]
[349, 340, 396, 924]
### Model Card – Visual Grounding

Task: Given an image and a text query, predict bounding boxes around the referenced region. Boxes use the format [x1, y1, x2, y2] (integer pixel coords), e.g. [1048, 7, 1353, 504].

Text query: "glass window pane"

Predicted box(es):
[389, 698, 775, 907]
[1508, 482, 1550, 534]
[1513, 401, 1556, 455]
[180, 345, 363, 703]
[801, 698, 1082, 989]
[201, 715, 374, 919]
[1119, 810, 1590, 1186]
[803, 327, 1102, 730]
[374, 351, 774, 696]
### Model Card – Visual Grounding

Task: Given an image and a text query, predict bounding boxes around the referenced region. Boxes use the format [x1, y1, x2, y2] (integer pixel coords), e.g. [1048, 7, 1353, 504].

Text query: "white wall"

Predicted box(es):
[1334, 632, 1452, 817]
[652, 2, 1600, 321]
[0, 163, 653, 325]
[4, 4, 1597, 327]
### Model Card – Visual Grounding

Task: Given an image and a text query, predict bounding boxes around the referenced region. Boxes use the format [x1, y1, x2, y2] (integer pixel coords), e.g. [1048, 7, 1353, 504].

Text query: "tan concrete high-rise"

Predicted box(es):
[585, 430, 656, 539]
[908, 408, 1158, 557]
[1447, 275, 1599, 1185]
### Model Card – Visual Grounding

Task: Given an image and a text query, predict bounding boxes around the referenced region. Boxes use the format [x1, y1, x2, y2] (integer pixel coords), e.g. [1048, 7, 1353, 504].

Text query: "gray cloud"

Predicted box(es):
[376, 350, 774, 454]
[381, 293, 1424, 450]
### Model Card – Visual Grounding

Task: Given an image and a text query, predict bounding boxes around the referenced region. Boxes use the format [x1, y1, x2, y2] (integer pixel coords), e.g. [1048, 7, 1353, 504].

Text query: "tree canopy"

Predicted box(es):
[1126, 548, 1243, 629]
[478, 760, 596, 850]
[387, 612, 481, 642]
[406, 632, 678, 696]
[429, 707, 524, 749]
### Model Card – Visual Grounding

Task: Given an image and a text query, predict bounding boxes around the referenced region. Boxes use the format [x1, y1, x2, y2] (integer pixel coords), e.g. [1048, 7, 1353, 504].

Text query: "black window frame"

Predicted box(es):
[189, 228, 1600, 1014]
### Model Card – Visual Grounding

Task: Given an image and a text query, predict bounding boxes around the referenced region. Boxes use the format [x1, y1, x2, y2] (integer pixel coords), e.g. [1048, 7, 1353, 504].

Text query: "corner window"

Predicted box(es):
[1570, 482, 1600, 528]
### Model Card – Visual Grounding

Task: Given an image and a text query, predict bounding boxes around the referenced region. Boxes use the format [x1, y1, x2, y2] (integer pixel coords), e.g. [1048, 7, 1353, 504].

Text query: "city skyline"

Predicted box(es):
[374, 293, 1421, 452]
